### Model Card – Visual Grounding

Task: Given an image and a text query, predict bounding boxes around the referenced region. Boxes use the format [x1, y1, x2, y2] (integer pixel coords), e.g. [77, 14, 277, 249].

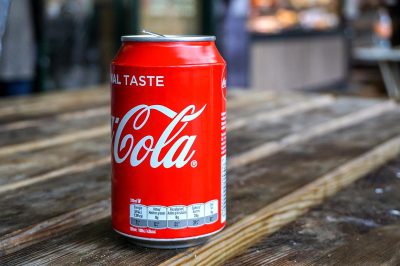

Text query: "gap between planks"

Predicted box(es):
[161, 134, 400, 266]
[0, 100, 397, 194]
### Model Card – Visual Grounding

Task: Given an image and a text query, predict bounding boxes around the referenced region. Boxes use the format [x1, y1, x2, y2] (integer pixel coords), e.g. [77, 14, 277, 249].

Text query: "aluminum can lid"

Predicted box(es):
[121, 35, 216, 42]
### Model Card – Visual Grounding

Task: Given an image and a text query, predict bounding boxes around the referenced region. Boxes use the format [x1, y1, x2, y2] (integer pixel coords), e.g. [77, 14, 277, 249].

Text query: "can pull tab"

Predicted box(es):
[142, 29, 166, 38]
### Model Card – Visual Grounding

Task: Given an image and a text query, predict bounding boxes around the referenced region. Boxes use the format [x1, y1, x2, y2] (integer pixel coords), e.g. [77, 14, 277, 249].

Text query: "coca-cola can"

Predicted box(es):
[111, 34, 227, 249]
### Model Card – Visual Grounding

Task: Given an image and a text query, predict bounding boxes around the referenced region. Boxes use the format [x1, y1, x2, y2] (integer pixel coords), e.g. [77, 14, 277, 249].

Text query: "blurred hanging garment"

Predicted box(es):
[0, 0, 36, 95]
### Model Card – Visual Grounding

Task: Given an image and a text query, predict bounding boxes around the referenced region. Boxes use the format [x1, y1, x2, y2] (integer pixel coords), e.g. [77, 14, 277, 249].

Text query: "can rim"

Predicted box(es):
[121, 35, 216, 42]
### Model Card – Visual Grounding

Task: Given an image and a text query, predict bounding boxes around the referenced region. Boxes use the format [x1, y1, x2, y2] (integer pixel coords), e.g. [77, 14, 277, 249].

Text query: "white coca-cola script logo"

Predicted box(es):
[112, 104, 206, 168]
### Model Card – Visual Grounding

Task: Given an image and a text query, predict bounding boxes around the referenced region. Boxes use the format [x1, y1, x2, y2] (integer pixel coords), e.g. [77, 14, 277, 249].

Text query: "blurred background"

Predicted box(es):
[0, 0, 399, 99]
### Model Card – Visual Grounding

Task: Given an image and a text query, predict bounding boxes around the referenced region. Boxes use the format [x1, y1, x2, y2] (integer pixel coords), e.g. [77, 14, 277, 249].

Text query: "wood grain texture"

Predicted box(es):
[228, 101, 398, 169]
[225, 157, 400, 266]
[227, 95, 334, 131]
[0, 113, 108, 148]
[0, 136, 109, 187]
[0, 163, 110, 236]
[2, 107, 400, 264]
[0, 199, 110, 256]
[226, 97, 377, 155]
[162, 135, 400, 266]
[310, 225, 400, 265]
[0, 125, 109, 157]
[0, 87, 109, 122]
[1, 88, 400, 265]
[0, 106, 108, 133]
[226, 90, 276, 109]
[228, 93, 318, 121]
[0, 157, 110, 193]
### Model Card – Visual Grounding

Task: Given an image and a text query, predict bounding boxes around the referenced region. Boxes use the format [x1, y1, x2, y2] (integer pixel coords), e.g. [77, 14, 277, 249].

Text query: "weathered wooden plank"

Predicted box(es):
[0, 106, 108, 133]
[228, 101, 397, 169]
[0, 199, 110, 256]
[226, 90, 277, 109]
[162, 135, 400, 266]
[225, 111, 400, 224]
[2, 110, 400, 264]
[228, 93, 321, 121]
[0, 219, 168, 265]
[308, 225, 400, 265]
[227, 95, 334, 131]
[0, 136, 109, 187]
[0, 87, 109, 122]
[0, 126, 109, 157]
[0, 86, 106, 109]
[225, 157, 400, 266]
[227, 97, 381, 155]
[0, 163, 110, 236]
[0, 110, 108, 147]
[0, 157, 110, 194]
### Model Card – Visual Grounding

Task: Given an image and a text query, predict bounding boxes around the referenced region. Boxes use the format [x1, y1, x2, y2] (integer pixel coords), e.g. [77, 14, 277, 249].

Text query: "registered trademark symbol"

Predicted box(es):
[191, 160, 198, 168]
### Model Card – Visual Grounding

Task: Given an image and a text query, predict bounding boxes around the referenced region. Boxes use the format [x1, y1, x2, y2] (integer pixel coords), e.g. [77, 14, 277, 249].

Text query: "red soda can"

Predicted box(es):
[111, 34, 227, 248]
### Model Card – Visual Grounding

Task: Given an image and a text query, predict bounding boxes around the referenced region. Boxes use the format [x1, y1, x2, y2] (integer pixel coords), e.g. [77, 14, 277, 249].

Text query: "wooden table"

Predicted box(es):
[0, 87, 400, 265]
